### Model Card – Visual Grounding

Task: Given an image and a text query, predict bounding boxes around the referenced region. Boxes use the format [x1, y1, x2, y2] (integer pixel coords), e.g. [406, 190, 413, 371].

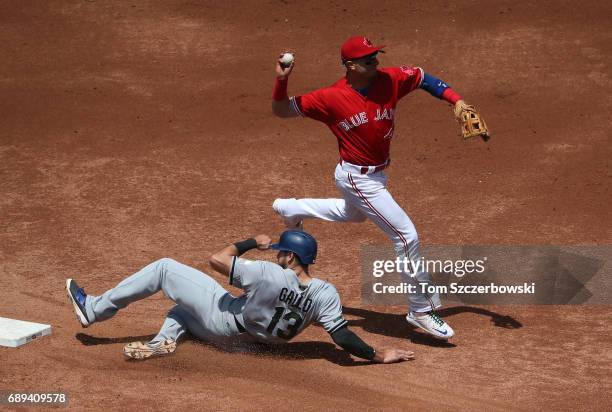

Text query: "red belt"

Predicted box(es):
[340, 158, 391, 175]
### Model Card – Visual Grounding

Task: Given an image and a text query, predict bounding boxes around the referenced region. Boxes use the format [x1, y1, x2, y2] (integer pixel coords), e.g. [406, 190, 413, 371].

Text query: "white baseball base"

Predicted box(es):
[0, 317, 51, 347]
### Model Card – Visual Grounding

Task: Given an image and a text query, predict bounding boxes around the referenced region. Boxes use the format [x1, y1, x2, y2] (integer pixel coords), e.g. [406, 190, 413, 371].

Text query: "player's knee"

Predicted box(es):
[154, 257, 178, 271]
[398, 221, 418, 243]
[272, 198, 283, 214]
[392, 230, 418, 251]
[272, 198, 295, 216]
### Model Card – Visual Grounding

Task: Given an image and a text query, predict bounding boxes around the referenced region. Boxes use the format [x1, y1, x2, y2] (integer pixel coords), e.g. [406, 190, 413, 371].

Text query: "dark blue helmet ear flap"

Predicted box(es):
[270, 230, 317, 265]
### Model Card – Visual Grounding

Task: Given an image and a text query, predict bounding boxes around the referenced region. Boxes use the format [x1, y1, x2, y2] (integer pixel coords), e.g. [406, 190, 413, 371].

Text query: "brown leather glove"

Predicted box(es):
[454, 100, 490, 141]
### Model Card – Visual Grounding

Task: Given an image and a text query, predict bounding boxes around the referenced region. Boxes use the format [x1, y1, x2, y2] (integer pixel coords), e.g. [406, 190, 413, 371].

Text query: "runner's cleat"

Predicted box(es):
[123, 340, 177, 360]
[66, 279, 90, 328]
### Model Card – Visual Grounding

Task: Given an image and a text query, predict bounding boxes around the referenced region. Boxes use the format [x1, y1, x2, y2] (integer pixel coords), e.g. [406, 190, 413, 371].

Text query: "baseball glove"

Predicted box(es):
[454, 101, 490, 141]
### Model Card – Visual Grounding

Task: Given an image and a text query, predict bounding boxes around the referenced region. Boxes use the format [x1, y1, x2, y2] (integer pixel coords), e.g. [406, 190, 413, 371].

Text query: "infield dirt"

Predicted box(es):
[1, 1, 610, 410]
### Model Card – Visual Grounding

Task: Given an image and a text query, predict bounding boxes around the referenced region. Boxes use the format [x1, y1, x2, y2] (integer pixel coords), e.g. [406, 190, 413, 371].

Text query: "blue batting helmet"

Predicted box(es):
[270, 230, 317, 264]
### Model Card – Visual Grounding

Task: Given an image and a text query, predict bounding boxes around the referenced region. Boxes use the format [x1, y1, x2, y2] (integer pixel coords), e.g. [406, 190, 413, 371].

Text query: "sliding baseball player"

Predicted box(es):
[67, 230, 414, 363]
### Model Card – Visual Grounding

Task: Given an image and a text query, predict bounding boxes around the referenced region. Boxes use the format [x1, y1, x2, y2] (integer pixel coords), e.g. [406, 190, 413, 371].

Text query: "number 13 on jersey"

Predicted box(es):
[266, 306, 304, 340]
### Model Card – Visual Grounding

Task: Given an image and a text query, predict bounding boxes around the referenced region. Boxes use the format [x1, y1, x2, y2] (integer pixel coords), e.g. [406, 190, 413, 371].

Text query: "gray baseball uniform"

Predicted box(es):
[83, 257, 347, 347]
[230, 257, 347, 343]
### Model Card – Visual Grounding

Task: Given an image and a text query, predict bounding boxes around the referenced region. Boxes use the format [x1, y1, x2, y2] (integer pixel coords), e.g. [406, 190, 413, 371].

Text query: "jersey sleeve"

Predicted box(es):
[393, 66, 424, 99]
[290, 88, 331, 123]
[230, 257, 266, 292]
[316, 284, 348, 334]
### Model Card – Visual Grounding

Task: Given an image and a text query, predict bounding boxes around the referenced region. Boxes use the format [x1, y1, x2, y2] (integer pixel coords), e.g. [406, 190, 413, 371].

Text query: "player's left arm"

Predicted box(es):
[318, 285, 414, 363]
[419, 70, 466, 107]
[330, 325, 415, 364]
[419, 70, 489, 139]
[395, 66, 468, 113]
[209, 234, 271, 276]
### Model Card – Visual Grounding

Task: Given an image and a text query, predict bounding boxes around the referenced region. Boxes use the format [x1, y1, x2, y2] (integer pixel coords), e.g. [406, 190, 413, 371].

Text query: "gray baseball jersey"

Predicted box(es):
[230, 257, 348, 343]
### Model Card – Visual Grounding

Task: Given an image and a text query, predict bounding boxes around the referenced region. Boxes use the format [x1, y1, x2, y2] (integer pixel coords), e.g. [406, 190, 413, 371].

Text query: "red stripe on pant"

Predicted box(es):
[347, 173, 410, 258]
[348, 173, 435, 311]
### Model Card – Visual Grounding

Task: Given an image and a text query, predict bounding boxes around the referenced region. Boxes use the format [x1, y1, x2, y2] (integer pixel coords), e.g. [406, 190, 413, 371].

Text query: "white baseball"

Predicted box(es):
[280, 52, 294, 66]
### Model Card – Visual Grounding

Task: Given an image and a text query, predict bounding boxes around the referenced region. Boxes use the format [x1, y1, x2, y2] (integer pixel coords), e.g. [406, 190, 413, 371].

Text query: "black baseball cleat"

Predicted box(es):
[66, 279, 91, 328]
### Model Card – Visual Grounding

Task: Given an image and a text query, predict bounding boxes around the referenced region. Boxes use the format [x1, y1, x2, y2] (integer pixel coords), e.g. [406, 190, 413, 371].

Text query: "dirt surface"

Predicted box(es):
[1, 1, 611, 410]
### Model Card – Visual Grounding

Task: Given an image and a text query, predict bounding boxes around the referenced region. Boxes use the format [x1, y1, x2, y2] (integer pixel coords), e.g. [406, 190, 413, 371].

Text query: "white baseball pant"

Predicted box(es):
[273, 162, 441, 313]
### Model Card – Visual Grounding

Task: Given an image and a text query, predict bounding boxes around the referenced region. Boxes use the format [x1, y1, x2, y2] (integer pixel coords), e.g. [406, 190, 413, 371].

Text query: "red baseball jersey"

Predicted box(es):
[290, 66, 424, 166]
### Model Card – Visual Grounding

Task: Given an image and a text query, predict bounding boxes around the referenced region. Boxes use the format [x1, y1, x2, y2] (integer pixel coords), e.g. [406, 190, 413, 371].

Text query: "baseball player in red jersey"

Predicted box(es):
[271, 36, 482, 340]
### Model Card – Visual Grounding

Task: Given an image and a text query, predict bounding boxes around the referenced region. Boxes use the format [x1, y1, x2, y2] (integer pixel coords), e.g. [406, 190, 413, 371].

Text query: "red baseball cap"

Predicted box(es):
[340, 36, 386, 60]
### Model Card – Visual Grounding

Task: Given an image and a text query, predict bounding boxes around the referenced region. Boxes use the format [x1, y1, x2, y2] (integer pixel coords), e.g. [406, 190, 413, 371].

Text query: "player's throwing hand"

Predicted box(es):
[374, 348, 416, 364]
[275, 52, 294, 78]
